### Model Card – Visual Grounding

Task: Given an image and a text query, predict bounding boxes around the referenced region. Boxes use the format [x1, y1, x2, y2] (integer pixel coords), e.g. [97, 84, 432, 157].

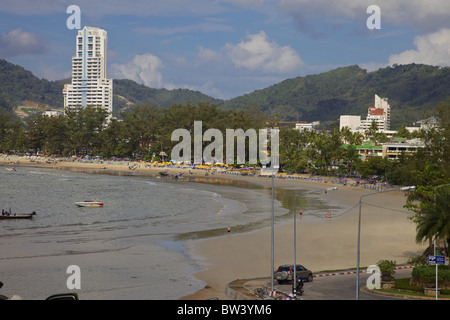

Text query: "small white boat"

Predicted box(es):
[75, 200, 104, 208]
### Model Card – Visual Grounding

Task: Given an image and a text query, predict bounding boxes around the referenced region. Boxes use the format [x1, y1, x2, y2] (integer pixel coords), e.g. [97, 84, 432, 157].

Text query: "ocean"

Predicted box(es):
[0, 166, 297, 300]
[0, 164, 343, 299]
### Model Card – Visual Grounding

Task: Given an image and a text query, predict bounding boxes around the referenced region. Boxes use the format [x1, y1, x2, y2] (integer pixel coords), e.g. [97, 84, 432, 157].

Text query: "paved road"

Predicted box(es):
[274, 268, 414, 300]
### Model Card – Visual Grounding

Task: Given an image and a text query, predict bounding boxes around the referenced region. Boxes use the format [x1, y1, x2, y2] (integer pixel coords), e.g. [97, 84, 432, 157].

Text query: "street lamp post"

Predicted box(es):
[432, 184, 450, 300]
[292, 186, 338, 298]
[271, 168, 275, 293]
[269, 164, 279, 295]
[355, 185, 415, 300]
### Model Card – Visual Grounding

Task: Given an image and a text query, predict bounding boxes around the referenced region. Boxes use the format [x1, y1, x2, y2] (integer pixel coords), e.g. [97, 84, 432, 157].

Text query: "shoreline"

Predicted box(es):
[1, 157, 426, 300]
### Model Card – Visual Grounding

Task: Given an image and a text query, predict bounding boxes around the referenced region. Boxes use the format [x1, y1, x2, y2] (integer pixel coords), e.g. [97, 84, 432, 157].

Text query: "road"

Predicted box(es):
[274, 268, 414, 300]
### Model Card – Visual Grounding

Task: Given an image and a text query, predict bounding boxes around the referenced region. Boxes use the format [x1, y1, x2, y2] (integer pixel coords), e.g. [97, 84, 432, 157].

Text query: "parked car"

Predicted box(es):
[0, 281, 78, 300]
[274, 264, 313, 284]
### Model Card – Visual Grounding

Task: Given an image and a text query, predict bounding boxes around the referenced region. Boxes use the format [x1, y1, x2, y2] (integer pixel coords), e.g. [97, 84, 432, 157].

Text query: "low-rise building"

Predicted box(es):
[381, 138, 424, 160]
[295, 121, 320, 132]
[343, 141, 382, 161]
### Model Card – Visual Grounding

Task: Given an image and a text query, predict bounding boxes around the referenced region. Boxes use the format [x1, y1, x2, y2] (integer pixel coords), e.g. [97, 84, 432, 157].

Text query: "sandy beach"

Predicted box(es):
[1, 157, 426, 300]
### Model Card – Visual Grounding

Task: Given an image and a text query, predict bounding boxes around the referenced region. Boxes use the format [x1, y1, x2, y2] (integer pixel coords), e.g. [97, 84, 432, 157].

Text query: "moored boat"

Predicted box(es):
[75, 200, 104, 207]
[0, 211, 36, 220]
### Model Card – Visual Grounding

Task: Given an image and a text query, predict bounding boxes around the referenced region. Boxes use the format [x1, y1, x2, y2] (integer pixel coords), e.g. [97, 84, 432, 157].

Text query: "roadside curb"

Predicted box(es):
[313, 265, 414, 278]
[225, 266, 417, 300]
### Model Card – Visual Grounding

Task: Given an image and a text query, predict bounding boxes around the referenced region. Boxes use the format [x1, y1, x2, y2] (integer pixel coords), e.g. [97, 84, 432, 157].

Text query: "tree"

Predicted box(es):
[340, 126, 352, 144]
[0, 110, 26, 152]
[415, 187, 450, 268]
[350, 131, 364, 146]
[121, 104, 161, 157]
[42, 114, 68, 155]
[98, 118, 127, 158]
[421, 101, 450, 177]
[404, 100, 450, 263]
[394, 125, 411, 139]
[365, 120, 379, 142]
[65, 106, 109, 156]
[342, 144, 360, 173]
[355, 155, 388, 177]
[279, 127, 305, 172]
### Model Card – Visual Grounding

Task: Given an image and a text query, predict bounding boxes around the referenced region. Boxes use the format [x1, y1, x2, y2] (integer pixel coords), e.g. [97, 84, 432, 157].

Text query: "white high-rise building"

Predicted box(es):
[360, 94, 390, 131]
[63, 26, 113, 116]
[339, 94, 391, 134]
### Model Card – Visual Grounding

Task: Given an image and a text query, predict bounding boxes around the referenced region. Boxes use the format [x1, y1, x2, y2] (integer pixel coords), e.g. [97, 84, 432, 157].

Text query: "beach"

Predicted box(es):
[0, 157, 426, 300]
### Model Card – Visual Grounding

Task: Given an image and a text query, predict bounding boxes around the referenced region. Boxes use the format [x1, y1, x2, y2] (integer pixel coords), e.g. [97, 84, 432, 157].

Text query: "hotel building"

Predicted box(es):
[63, 26, 113, 116]
[359, 94, 391, 131]
[340, 94, 391, 133]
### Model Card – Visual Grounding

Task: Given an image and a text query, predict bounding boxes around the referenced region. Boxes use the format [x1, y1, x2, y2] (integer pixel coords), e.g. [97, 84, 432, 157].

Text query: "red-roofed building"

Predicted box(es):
[360, 94, 390, 131]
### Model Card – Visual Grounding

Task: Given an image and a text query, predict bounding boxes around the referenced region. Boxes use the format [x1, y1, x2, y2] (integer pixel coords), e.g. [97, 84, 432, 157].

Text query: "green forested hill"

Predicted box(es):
[221, 64, 450, 129]
[0, 59, 63, 113]
[0, 59, 220, 117]
[1, 58, 449, 129]
[113, 79, 222, 113]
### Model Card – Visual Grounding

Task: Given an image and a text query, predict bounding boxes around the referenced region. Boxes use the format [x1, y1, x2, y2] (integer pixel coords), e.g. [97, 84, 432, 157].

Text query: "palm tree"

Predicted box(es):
[340, 126, 352, 144]
[394, 125, 411, 139]
[350, 132, 364, 145]
[415, 187, 450, 268]
[374, 131, 389, 144]
[365, 120, 379, 142]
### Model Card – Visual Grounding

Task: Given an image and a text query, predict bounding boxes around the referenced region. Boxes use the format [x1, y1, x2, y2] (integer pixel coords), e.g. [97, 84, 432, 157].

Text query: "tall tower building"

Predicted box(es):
[360, 94, 391, 131]
[63, 26, 113, 116]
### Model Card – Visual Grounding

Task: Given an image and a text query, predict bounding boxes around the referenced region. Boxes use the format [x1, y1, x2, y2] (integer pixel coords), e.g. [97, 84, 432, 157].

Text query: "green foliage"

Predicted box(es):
[412, 265, 450, 283]
[394, 278, 424, 293]
[2, 59, 450, 131]
[112, 79, 222, 116]
[355, 156, 387, 177]
[377, 260, 396, 276]
[222, 64, 450, 129]
[0, 59, 64, 111]
[399, 101, 450, 266]
[0, 59, 222, 116]
[0, 102, 266, 162]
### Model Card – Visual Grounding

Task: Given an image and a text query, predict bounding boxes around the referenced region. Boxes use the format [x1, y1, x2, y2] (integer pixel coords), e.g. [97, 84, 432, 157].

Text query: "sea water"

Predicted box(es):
[0, 166, 292, 300]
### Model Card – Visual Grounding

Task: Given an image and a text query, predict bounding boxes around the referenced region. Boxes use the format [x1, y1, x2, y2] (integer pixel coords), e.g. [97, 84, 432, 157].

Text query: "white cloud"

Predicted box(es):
[38, 61, 71, 81]
[279, 0, 450, 32]
[0, 29, 49, 57]
[110, 53, 164, 88]
[388, 28, 450, 66]
[196, 47, 222, 63]
[225, 31, 303, 73]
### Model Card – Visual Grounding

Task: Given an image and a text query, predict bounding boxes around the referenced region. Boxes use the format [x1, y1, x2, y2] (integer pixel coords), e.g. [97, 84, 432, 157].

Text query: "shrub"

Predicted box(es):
[411, 265, 450, 288]
[394, 278, 423, 293]
[377, 260, 396, 280]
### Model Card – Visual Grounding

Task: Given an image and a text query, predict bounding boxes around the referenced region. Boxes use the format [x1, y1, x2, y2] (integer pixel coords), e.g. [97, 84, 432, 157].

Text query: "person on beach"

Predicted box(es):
[227, 225, 231, 234]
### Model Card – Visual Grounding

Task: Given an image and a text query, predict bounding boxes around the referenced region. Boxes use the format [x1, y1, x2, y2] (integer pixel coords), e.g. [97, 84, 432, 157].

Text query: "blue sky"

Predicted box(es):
[1, 0, 449, 99]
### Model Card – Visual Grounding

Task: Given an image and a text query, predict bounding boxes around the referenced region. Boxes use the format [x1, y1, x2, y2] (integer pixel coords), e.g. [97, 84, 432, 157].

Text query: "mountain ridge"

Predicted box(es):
[1, 58, 449, 129]
[222, 64, 450, 128]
